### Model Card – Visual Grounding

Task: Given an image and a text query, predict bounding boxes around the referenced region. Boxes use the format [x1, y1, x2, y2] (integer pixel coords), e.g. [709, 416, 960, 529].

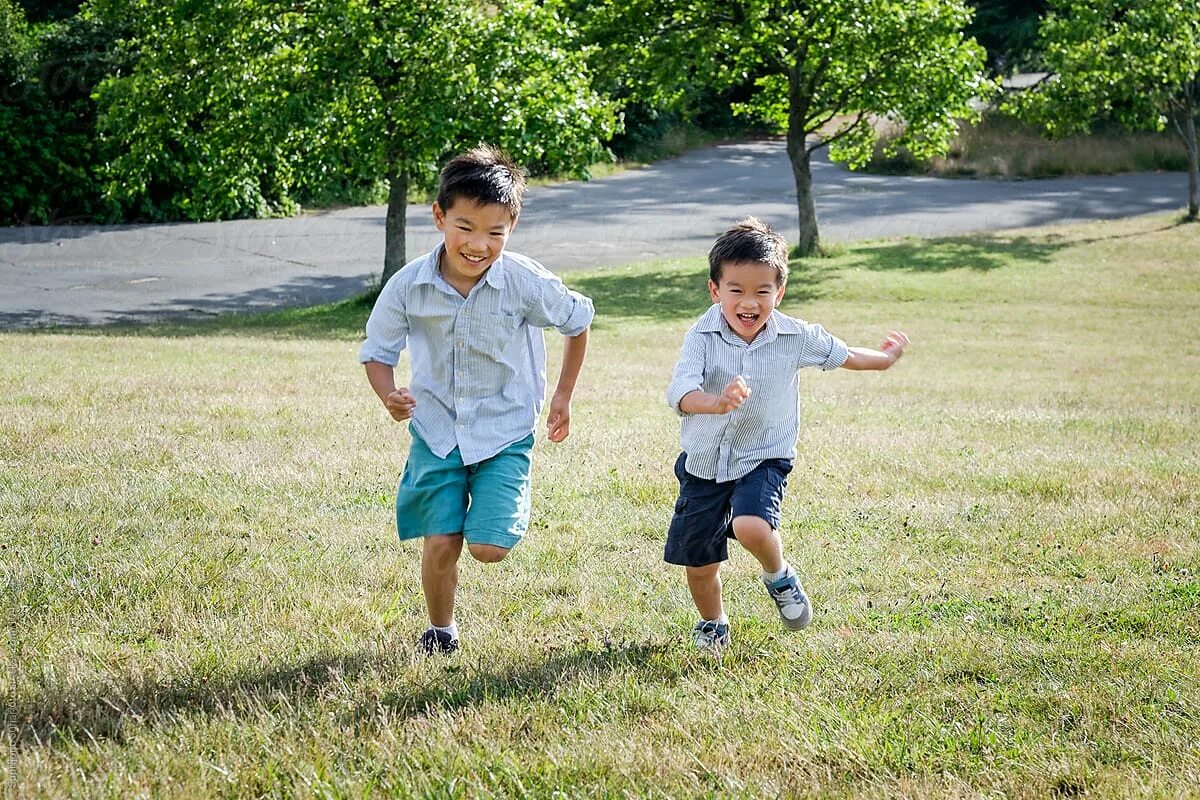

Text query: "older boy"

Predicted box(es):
[360, 145, 593, 654]
[666, 217, 908, 648]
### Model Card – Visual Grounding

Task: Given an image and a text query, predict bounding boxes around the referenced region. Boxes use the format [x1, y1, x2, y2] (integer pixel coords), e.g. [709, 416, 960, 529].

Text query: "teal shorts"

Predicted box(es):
[395, 428, 534, 549]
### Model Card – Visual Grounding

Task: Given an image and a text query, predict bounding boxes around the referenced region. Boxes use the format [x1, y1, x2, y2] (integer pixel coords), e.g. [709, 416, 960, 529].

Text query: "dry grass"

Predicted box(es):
[870, 113, 1189, 178]
[2, 214, 1199, 798]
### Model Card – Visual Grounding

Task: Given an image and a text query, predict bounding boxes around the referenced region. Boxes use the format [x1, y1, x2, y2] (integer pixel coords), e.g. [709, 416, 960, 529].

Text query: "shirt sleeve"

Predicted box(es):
[666, 327, 707, 415]
[357, 279, 409, 366]
[798, 322, 849, 371]
[528, 273, 594, 337]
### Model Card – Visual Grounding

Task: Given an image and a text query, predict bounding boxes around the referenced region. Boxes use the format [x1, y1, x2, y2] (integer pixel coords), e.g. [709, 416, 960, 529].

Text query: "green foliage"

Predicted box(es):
[966, 0, 1049, 73]
[1012, 0, 1199, 138]
[580, 0, 992, 253]
[1008, 0, 1199, 217]
[93, 0, 616, 224]
[0, 1, 123, 223]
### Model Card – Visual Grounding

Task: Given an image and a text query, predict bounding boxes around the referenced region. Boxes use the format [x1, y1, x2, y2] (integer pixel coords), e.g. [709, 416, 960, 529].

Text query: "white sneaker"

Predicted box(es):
[764, 571, 813, 630]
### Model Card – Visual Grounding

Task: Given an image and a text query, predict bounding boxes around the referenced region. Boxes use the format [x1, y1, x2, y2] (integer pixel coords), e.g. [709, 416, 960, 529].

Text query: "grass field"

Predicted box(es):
[2, 214, 1199, 798]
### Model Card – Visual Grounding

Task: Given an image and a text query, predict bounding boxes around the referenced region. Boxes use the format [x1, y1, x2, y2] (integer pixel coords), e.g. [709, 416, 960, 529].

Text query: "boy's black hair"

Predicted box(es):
[436, 144, 527, 219]
[708, 217, 788, 286]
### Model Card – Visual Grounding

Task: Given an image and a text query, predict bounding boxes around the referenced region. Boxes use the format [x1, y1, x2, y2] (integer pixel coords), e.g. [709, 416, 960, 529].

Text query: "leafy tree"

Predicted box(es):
[1, 0, 123, 223]
[15, 0, 81, 23]
[967, 0, 1049, 73]
[584, 0, 991, 255]
[1011, 0, 1199, 219]
[94, 0, 616, 286]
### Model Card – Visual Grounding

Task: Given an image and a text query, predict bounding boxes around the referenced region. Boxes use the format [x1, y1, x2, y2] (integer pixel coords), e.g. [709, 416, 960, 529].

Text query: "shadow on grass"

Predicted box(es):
[367, 641, 672, 722]
[14, 648, 382, 749]
[572, 262, 826, 326]
[31, 290, 379, 341]
[836, 234, 1063, 273]
[14, 641, 671, 750]
[834, 218, 1189, 274]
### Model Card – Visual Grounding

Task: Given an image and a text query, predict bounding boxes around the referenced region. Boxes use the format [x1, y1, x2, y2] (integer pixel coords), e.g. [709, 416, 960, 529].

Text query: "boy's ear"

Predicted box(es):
[776, 282, 786, 303]
[432, 202, 445, 230]
[508, 212, 519, 234]
[708, 279, 720, 303]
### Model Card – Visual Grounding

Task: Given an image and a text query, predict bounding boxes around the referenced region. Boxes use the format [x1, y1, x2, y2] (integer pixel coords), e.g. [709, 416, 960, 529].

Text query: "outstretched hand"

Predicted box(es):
[879, 330, 910, 362]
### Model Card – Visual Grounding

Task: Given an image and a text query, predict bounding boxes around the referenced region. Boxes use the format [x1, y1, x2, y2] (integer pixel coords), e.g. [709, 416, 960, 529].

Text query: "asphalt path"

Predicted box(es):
[0, 138, 1188, 328]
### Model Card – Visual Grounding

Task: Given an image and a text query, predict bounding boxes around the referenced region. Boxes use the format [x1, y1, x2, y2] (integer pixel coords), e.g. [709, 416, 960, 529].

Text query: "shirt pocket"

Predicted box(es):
[475, 311, 523, 361]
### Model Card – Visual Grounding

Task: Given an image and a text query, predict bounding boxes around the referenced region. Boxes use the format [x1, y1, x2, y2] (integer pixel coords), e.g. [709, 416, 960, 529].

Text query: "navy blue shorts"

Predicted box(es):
[664, 453, 793, 567]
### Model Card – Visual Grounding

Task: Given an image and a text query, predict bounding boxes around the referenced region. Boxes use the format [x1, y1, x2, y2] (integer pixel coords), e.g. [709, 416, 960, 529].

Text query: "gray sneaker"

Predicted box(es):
[692, 620, 731, 649]
[764, 571, 813, 630]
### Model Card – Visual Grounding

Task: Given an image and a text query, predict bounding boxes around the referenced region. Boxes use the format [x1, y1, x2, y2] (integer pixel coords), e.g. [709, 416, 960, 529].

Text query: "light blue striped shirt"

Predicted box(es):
[359, 244, 594, 465]
[666, 304, 849, 482]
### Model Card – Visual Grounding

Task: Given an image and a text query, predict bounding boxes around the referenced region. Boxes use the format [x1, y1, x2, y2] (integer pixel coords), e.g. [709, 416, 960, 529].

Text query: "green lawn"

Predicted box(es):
[3, 214, 1198, 798]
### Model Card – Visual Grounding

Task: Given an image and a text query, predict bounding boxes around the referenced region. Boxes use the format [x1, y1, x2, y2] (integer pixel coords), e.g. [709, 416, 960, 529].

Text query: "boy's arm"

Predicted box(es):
[546, 328, 589, 442]
[841, 330, 909, 371]
[678, 376, 751, 415]
[364, 360, 416, 422]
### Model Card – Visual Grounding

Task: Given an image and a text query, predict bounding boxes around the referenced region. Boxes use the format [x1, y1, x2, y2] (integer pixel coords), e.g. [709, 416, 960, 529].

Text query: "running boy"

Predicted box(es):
[360, 145, 593, 654]
[665, 217, 908, 648]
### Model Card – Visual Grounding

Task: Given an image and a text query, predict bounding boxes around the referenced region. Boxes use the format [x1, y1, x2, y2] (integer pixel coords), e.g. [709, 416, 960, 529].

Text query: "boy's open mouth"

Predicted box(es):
[737, 312, 759, 325]
[461, 253, 487, 264]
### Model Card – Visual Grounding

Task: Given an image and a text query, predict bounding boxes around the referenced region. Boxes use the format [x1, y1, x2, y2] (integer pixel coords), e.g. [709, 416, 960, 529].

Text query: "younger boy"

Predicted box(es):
[665, 217, 908, 648]
[360, 145, 593, 654]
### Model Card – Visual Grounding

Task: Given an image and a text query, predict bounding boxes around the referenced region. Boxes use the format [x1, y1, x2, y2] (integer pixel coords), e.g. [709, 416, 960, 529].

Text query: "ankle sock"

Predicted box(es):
[764, 564, 792, 583]
[431, 622, 458, 639]
[702, 614, 729, 626]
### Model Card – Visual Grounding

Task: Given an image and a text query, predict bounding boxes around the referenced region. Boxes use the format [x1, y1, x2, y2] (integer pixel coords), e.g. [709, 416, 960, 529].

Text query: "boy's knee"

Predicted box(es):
[686, 563, 721, 579]
[732, 515, 774, 540]
[467, 543, 510, 563]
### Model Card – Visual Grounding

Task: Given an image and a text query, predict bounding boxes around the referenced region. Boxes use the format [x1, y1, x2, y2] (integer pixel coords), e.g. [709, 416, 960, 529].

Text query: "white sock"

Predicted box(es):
[764, 564, 792, 583]
[702, 614, 729, 625]
[431, 621, 458, 638]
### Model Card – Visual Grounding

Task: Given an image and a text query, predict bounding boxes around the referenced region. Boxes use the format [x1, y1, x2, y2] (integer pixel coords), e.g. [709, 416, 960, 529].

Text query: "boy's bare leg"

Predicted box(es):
[467, 543, 510, 563]
[685, 563, 724, 621]
[422, 534, 464, 627]
[731, 515, 784, 574]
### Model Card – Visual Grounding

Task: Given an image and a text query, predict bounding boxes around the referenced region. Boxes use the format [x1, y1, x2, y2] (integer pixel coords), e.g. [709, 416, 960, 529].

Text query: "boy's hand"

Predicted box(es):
[879, 330, 909, 363]
[384, 387, 416, 422]
[714, 376, 751, 413]
[546, 392, 572, 442]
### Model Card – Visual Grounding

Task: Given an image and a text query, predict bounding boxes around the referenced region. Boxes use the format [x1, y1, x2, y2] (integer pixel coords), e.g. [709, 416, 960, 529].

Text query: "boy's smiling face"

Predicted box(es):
[433, 199, 517, 290]
[709, 260, 786, 343]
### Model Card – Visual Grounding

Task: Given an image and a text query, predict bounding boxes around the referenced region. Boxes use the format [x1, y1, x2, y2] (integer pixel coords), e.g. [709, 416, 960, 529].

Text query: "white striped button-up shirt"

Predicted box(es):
[359, 245, 594, 465]
[666, 304, 848, 482]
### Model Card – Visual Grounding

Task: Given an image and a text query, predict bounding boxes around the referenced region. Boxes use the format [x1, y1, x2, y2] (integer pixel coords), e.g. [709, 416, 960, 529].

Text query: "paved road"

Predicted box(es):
[0, 139, 1188, 328]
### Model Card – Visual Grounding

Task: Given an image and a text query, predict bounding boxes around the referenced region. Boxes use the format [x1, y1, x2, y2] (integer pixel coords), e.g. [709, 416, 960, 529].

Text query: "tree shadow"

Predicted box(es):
[571, 261, 826, 326]
[7, 285, 378, 340]
[835, 234, 1064, 273]
[832, 218, 1188, 274]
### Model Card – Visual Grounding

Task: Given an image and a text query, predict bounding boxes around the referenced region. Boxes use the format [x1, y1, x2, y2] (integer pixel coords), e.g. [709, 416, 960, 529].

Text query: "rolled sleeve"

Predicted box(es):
[358, 285, 408, 366]
[666, 330, 706, 414]
[531, 277, 593, 336]
[555, 290, 594, 337]
[800, 323, 849, 371]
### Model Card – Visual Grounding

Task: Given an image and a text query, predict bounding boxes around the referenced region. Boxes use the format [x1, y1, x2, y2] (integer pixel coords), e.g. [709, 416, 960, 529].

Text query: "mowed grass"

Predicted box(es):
[2, 214, 1199, 798]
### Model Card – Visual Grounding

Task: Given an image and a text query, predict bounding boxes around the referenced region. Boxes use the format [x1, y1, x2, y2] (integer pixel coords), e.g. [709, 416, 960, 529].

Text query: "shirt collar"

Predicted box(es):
[414, 243, 507, 292]
[697, 304, 799, 345]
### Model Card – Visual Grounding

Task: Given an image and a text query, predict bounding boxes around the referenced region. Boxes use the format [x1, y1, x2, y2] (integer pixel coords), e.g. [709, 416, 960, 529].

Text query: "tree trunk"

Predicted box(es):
[786, 64, 820, 257]
[1184, 109, 1198, 221]
[786, 124, 820, 256]
[381, 168, 408, 288]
